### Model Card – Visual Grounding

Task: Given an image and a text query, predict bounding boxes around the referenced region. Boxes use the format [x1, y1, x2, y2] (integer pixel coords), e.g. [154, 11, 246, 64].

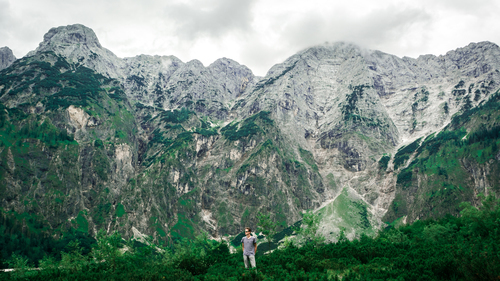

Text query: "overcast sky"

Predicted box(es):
[1, 0, 500, 76]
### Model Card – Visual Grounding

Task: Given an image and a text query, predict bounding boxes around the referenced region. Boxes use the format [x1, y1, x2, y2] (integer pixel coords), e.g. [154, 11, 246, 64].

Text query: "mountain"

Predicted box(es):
[1, 24, 499, 243]
[0, 47, 16, 71]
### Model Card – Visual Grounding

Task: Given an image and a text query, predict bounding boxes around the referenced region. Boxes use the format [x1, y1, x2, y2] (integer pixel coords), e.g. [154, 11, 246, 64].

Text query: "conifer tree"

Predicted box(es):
[257, 212, 278, 252]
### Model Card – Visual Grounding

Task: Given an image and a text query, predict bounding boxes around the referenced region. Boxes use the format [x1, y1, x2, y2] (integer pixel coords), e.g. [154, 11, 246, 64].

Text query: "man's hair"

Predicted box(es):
[245, 227, 252, 233]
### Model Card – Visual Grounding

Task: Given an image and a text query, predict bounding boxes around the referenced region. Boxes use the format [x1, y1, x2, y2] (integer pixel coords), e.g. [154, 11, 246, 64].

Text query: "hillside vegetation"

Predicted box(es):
[384, 91, 500, 224]
[1, 195, 498, 280]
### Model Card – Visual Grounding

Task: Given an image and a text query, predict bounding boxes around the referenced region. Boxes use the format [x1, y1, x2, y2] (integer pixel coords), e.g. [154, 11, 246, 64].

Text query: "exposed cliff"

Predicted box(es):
[0, 47, 16, 71]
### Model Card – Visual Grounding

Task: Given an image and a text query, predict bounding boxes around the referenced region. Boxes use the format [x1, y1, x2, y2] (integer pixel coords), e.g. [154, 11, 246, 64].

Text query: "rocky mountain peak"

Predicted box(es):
[40, 24, 102, 49]
[300, 42, 366, 61]
[208, 57, 253, 77]
[444, 41, 499, 56]
[0, 46, 16, 71]
[30, 24, 125, 78]
[185, 59, 205, 69]
[209, 57, 242, 69]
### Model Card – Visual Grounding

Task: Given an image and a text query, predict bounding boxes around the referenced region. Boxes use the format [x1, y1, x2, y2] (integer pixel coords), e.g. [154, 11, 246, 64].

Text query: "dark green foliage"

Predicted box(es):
[93, 139, 103, 148]
[396, 137, 421, 155]
[0, 54, 66, 97]
[451, 90, 500, 128]
[221, 111, 273, 141]
[378, 155, 390, 171]
[193, 127, 218, 137]
[396, 169, 413, 188]
[0, 52, 124, 113]
[134, 102, 155, 110]
[253, 61, 298, 92]
[169, 132, 193, 151]
[107, 87, 127, 102]
[392, 154, 409, 170]
[92, 149, 109, 181]
[0, 108, 75, 149]
[462, 95, 473, 111]
[393, 138, 421, 170]
[341, 85, 369, 121]
[126, 75, 145, 87]
[18, 120, 75, 148]
[142, 109, 200, 165]
[474, 89, 481, 101]
[411, 88, 430, 114]
[257, 212, 279, 252]
[299, 147, 318, 172]
[91, 202, 111, 225]
[417, 129, 466, 156]
[452, 89, 466, 96]
[353, 202, 370, 229]
[160, 107, 191, 124]
[2, 196, 498, 280]
[454, 80, 465, 89]
[0, 104, 6, 128]
[148, 128, 174, 148]
[0, 211, 96, 269]
[44, 66, 108, 111]
[194, 119, 219, 137]
[467, 125, 500, 145]
[335, 85, 388, 128]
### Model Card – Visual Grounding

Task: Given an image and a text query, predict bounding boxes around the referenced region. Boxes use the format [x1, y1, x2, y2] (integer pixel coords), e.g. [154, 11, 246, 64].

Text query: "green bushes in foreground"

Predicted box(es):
[1, 195, 499, 280]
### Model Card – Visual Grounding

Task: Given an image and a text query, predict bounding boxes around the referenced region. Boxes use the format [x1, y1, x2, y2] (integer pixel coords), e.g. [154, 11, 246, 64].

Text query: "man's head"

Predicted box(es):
[245, 227, 252, 235]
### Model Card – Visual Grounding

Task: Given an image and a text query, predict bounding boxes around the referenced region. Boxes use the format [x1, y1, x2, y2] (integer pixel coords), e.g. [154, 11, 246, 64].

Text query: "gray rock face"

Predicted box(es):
[0, 47, 16, 71]
[122, 55, 256, 119]
[366, 41, 500, 143]
[31, 24, 125, 78]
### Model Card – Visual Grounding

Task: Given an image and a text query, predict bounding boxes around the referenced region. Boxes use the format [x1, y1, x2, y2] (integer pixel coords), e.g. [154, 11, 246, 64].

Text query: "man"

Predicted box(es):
[241, 227, 257, 268]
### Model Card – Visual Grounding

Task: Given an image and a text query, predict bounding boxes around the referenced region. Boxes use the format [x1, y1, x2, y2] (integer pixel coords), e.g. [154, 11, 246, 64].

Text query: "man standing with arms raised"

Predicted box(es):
[241, 227, 257, 269]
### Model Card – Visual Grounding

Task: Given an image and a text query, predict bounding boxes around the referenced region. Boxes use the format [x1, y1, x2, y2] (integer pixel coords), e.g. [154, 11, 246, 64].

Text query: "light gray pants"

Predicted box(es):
[243, 254, 256, 268]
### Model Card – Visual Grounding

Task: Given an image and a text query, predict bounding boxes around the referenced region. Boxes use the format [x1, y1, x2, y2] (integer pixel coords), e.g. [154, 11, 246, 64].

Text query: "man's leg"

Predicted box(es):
[249, 255, 256, 268]
[243, 255, 250, 268]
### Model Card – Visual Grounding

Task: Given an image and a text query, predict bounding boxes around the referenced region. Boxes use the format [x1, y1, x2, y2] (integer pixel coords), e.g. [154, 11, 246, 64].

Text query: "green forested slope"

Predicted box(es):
[385, 91, 500, 223]
[0, 51, 139, 240]
[1, 196, 498, 280]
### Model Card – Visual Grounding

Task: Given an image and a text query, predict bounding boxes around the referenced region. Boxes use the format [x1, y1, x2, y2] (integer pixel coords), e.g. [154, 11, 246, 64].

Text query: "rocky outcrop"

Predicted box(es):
[0, 47, 16, 71]
[30, 24, 125, 78]
[122, 55, 256, 120]
[366, 41, 500, 142]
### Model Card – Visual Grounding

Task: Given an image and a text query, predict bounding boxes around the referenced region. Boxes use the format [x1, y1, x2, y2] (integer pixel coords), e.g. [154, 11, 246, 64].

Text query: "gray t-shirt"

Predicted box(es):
[241, 236, 257, 256]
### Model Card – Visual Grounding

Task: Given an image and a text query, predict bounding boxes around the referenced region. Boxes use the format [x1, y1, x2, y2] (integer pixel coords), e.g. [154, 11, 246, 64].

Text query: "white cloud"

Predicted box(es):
[164, 0, 256, 39]
[1, 0, 499, 75]
[0, 0, 13, 43]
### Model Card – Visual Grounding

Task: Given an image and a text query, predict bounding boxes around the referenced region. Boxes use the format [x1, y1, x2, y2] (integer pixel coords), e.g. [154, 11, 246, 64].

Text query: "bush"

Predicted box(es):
[378, 155, 390, 171]
[1, 197, 499, 280]
[221, 111, 273, 141]
[396, 169, 413, 187]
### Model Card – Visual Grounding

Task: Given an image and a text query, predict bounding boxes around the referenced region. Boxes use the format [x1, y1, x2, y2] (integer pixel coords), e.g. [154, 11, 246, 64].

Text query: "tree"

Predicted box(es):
[257, 212, 278, 253]
[299, 210, 325, 246]
[7, 253, 30, 279]
[91, 230, 122, 272]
